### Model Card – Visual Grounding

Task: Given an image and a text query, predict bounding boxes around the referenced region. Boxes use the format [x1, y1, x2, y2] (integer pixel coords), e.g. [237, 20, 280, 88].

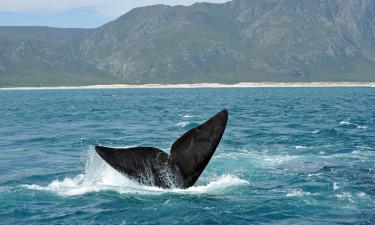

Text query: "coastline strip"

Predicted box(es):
[1, 82, 375, 90]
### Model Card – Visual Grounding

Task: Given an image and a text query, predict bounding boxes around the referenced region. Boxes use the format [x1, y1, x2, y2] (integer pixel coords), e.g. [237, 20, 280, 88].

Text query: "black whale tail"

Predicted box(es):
[95, 109, 228, 189]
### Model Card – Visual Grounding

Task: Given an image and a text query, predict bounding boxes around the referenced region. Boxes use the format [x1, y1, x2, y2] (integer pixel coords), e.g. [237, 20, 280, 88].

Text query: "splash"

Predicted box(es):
[22, 149, 248, 196]
[173, 175, 249, 194]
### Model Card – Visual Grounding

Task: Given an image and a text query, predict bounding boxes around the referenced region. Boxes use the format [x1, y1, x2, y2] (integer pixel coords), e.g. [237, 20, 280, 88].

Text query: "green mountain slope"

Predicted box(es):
[1, 0, 375, 86]
[0, 27, 122, 86]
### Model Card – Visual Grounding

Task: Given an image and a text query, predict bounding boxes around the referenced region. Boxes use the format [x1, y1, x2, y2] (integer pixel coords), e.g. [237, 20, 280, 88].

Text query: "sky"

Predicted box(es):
[0, 0, 229, 28]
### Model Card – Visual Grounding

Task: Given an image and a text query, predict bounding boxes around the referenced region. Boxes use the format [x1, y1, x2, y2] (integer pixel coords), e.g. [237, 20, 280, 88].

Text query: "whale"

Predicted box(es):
[95, 109, 228, 189]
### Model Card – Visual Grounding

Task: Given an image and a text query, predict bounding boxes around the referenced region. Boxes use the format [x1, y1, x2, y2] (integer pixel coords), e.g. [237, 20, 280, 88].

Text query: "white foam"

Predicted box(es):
[340, 120, 352, 126]
[336, 192, 353, 202]
[340, 120, 368, 129]
[176, 121, 190, 127]
[0, 186, 10, 193]
[333, 182, 339, 191]
[357, 192, 366, 198]
[173, 175, 249, 194]
[286, 189, 314, 197]
[295, 145, 307, 150]
[215, 149, 252, 160]
[182, 114, 194, 118]
[22, 149, 249, 196]
[216, 149, 299, 166]
[257, 154, 298, 166]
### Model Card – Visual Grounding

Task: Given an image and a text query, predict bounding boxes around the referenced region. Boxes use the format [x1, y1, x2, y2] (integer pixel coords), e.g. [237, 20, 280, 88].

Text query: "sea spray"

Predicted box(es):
[23, 149, 249, 196]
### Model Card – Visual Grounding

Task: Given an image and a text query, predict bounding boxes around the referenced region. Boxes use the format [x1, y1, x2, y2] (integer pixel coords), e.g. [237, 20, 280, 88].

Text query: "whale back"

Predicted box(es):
[169, 109, 228, 188]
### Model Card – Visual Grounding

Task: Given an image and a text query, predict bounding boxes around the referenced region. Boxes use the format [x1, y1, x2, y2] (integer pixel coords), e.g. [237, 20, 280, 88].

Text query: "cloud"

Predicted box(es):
[0, 0, 94, 12]
[0, 0, 229, 17]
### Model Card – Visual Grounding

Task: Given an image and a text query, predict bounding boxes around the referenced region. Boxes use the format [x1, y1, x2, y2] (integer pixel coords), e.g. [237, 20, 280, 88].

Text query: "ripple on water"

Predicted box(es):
[1, 87, 374, 224]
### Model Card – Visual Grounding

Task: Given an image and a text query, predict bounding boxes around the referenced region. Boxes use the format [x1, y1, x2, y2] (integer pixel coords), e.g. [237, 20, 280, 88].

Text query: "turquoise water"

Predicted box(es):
[0, 87, 374, 224]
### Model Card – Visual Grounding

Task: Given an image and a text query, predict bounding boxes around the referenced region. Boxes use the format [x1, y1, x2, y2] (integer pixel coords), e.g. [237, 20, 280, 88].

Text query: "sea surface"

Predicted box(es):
[0, 87, 374, 224]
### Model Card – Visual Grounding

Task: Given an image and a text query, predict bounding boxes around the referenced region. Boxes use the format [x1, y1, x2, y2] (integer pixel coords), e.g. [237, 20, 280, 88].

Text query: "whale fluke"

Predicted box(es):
[95, 146, 176, 188]
[95, 109, 228, 189]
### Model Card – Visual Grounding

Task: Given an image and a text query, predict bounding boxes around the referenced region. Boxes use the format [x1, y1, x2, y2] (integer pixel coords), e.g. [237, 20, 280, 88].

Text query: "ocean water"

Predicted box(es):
[0, 87, 374, 224]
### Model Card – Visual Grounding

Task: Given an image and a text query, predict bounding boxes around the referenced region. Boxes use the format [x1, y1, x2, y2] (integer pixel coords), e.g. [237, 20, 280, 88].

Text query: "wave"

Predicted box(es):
[339, 120, 352, 126]
[339, 120, 368, 129]
[312, 128, 338, 135]
[176, 121, 190, 127]
[22, 149, 248, 196]
[181, 114, 195, 118]
[215, 149, 299, 167]
[286, 189, 315, 197]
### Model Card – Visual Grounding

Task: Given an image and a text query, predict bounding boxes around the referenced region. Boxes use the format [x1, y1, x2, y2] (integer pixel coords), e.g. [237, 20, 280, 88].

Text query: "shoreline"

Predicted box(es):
[0, 82, 374, 90]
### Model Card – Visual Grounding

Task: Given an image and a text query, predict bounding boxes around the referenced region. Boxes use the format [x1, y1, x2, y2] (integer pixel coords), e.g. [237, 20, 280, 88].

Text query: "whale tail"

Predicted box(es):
[169, 109, 228, 188]
[95, 109, 228, 189]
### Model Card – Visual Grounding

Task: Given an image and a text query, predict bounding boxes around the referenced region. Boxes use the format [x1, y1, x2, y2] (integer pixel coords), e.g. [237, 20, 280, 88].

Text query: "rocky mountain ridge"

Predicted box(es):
[1, 0, 374, 86]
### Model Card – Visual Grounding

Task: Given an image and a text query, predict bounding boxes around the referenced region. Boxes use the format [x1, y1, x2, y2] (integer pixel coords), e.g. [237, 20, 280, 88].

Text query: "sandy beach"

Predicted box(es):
[0, 82, 374, 90]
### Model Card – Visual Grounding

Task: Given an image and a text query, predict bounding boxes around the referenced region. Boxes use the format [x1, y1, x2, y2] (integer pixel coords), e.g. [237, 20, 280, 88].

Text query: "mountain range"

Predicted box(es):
[1, 0, 375, 86]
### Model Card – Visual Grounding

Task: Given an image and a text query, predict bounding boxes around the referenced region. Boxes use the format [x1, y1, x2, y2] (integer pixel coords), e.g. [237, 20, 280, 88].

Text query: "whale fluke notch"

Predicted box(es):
[95, 109, 228, 189]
